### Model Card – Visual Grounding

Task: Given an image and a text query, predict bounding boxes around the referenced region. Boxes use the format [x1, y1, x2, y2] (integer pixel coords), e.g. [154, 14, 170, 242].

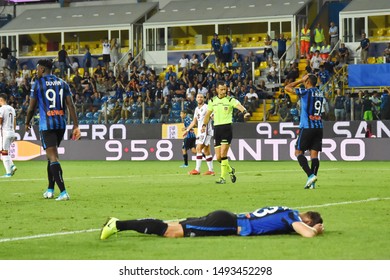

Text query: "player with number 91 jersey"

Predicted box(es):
[30, 75, 72, 131]
[236, 206, 302, 236]
[295, 87, 324, 129]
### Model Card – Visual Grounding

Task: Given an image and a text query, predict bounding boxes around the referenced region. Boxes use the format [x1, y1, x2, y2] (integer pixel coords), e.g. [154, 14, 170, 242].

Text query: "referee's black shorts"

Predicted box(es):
[214, 124, 233, 147]
[40, 129, 65, 150]
[295, 128, 323, 152]
[180, 210, 237, 237]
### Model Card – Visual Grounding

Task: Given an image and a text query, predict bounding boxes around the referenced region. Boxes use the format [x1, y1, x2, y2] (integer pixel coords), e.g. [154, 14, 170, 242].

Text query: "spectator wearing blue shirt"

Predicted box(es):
[356, 33, 370, 64]
[211, 33, 222, 66]
[275, 33, 289, 69]
[164, 67, 177, 81]
[83, 47, 92, 74]
[222, 37, 233, 64]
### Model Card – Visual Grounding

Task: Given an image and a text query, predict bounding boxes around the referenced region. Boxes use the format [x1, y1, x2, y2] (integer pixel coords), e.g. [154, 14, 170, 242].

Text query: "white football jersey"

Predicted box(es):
[194, 104, 213, 135]
[0, 104, 16, 132]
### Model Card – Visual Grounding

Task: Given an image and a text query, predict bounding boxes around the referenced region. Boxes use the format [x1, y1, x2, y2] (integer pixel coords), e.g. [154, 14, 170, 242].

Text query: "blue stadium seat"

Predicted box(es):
[175, 118, 181, 123]
[85, 112, 93, 119]
[149, 118, 159, 124]
[125, 119, 132, 124]
[93, 112, 100, 119]
[133, 119, 141, 124]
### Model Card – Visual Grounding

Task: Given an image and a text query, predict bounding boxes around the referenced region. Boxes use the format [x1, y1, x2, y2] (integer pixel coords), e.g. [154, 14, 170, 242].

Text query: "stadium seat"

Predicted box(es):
[93, 112, 100, 119]
[125, 119, 132, 124]
[133, 119, 141, 124]
[85, 112, 93, 119]
[149, 118, 159, 124]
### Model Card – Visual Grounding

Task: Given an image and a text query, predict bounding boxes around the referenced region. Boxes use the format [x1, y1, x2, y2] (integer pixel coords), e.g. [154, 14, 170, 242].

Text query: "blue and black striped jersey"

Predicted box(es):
[183, 115, 196, 139]
[30, 75, 72, 131]
[295, 87, 324, 129]
[236, 206, 301, 236]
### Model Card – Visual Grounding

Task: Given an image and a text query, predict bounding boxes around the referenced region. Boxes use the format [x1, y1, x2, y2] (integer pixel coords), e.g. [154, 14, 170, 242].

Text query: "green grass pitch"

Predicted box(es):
[0, 160, 389, 260]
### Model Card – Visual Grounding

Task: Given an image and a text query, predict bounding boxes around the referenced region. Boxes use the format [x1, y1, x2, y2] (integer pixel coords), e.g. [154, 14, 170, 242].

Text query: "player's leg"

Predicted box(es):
[191, 142, 203, 174]
[1, 135, 11, 176]
[180, 139, 188, 167]
[100, 217, 171, 239]
[43, 130, 69, 200]
[202, 145, 214, 175]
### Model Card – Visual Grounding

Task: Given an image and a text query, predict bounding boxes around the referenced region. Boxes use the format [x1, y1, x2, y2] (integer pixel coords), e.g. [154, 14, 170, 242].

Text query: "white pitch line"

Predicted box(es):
[0, 197, 389, 244]
[1, 167, 388, 183]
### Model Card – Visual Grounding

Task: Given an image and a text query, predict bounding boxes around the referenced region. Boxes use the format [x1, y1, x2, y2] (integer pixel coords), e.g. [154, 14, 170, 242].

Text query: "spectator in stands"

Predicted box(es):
[200, 52, 209, 69]
[310, 50, 322, 73]
[317, 64, 330, 92]
[21, 64, 32, 80]
[284, 62, 299, 84]
[333, 89, 345, 121]
[196, 82, 208, 97]
[300, 23, 310, 59]
[371, 91, 381, 120]
[58, 45, 70, 78]
[232, 52, 241, 69]
[102, 38, 111, 70]
[125, 52, 135, 70]
[211, 33, 222, 66]
[362, 91, 373, 121]
[263, 34, 274, 66]
[266, 97, 278, 120]
[0, 43, 11, 74]
[266, 62, 278, 84]
[70, 57, 79, 74]
[222, 37, 233, 64]
[275, 33, 289, 69]
[110, 38, 120, 68]
[344, 92, 352, 121]
[278, 88, 291, 108]
[164, 67, 177, 81]
[278, 99, 292, 122]
[159, 96, 171, 123]
[190, 53, 199, 67]
[356, 33, 370, 64]
[380, 88, 390, 120]
[305, 59, 312, 74]
[244, 87, 258, 115]
[248, 51, 259, 68]
[178, 53, 189, 71]
[313, 23, 325, 48]
[328, 22, 339, 50]
[323, 55, 337, 76]
[337, 43, 350, 65]
[383, 43, 390, 63]
[353, 90, 363, 121]
[83, 47, 92, 74]
[197, 66, 207, 85]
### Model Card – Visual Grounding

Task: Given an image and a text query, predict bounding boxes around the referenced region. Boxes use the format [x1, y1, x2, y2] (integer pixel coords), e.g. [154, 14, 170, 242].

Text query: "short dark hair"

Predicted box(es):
[305, 211, 323, 226]
[37, 59, 53, 70]
[307, 75, 317, 87]
[0, 93, 7, 101]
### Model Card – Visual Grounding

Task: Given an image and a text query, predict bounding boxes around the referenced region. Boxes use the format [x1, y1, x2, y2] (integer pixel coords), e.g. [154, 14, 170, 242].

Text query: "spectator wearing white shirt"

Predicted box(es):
[196, 82, 208, 97]
[179, 53, 189, 71]
[310, 50, 323, 73]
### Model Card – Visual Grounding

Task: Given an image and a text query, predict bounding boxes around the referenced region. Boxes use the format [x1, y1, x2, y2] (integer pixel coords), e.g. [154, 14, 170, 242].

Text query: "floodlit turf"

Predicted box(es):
[0, 160, 389, 260]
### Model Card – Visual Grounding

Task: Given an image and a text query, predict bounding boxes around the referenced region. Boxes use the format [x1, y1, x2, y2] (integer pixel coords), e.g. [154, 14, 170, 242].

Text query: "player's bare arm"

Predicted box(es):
[285, 74, 308, 94]
[183, 117, 197, 137]
[292, 221, 324, 238]
[25, 97, 38, 132]
[65, 95, 81, 140]
[201, 110, 213, 133]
